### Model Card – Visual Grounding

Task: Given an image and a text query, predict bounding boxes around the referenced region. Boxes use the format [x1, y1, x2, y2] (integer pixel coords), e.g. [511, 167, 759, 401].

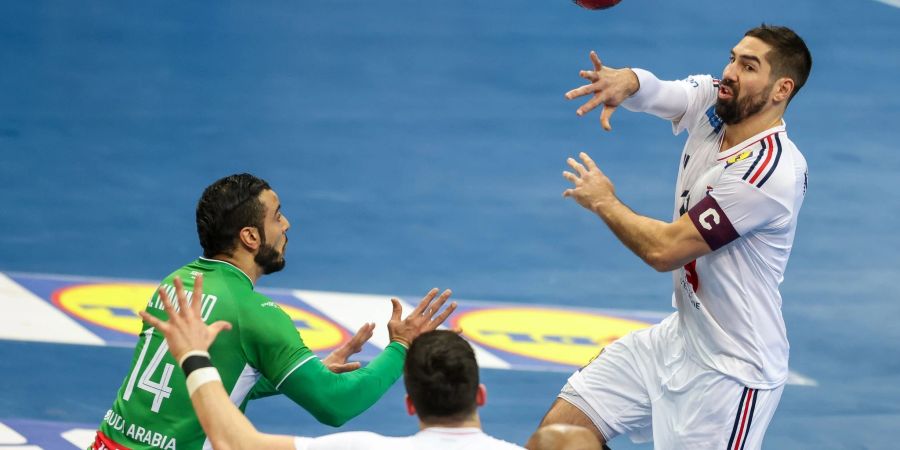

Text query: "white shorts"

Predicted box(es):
[559, 313, 783, 449]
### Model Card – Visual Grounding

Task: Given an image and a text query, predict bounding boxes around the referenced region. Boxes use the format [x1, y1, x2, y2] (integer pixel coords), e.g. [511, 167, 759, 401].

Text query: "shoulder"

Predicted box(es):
[724, 131, 802, 195]
[236, 291, 293, 325]
[679, 74, 723, 134]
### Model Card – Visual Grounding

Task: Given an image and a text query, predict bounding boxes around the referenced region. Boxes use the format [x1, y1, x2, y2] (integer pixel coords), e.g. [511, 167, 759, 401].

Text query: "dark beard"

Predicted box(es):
[255, 237, 286, 275]
[715, 80, 769, 125]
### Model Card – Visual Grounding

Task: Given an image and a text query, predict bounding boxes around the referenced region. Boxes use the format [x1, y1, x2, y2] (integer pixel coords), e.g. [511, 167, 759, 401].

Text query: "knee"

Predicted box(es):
[527, 422, 609, 450]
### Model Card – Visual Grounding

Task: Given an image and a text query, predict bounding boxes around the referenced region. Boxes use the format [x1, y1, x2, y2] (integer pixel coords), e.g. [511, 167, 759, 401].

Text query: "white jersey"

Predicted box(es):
[623, 70, 808, 388]
[293, 427, 525, 450]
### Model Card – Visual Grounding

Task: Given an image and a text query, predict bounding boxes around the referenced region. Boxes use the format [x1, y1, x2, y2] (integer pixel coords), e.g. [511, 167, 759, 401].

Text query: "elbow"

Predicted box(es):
[314, 409, 350, 428]
[643, 251, 680, 273]
[306, 392, 351, 426]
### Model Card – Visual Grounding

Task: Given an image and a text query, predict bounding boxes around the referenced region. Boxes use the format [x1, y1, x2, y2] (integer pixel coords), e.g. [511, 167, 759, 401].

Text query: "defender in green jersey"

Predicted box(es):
[91, 174, 456, 450]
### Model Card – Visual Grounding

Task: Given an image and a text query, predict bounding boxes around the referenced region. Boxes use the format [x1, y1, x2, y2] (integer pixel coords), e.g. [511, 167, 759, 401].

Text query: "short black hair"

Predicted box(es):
[403, 330, 480, 424]
[196, 173, 271, 258]
[744, 24, 812, 102]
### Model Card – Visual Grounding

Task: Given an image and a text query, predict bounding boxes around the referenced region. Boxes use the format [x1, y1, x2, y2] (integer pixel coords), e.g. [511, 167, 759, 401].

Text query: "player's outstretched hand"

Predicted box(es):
[565, 51, 640, 131]
[322, 322, 375, 373]
[388, 288, 456, 348]
[139, 274, 232, 363]
[563, 152, 617, 212]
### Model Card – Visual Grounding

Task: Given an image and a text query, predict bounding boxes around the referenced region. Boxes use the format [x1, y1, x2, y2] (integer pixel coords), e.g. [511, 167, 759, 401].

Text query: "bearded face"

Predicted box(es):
[715, 77, 772, 125]
[255, 234, 286, 275]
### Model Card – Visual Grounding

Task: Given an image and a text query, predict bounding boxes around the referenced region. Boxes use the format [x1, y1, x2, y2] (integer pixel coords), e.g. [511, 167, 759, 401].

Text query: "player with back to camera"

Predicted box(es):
[90, 173, 457, 450]
[139, 278, 526, 450]
[538, 24, 812, 449]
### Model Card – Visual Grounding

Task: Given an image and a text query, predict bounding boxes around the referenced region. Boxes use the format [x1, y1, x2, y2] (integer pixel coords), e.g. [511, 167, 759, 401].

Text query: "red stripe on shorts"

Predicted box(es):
[732, 388, 755, 450]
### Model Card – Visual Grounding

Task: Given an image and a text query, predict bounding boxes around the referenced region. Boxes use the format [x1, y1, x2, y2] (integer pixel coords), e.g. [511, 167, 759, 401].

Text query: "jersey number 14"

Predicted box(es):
[122, 327, 175, 413]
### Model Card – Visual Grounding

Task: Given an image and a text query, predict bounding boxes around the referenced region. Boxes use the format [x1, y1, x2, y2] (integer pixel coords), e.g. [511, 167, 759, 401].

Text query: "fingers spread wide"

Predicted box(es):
[410, 288, 439, 317]
[600, 104, 618, 131]
[157, 287, 177, 318]
[590, 51, 603, 71]
[429, 301, 458, 330]
[139, 310, 163, 329]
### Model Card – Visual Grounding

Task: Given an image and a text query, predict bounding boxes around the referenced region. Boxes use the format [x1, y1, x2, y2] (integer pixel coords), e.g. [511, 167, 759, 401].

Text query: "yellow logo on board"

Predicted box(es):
[453, 307, 650, 366]
[53, 283, 155, 335]
[53, 283, 346, 351]
[276, 303, 348, 351]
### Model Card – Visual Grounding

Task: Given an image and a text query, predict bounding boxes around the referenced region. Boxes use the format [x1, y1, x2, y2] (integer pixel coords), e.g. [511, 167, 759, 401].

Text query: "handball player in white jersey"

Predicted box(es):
[538, 25, 812, 449]
[140, 279, 525, 450]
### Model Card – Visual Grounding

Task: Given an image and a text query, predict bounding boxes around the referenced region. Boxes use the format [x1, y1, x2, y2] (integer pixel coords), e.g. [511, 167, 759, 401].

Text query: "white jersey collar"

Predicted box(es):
[718, 120, 786, 162]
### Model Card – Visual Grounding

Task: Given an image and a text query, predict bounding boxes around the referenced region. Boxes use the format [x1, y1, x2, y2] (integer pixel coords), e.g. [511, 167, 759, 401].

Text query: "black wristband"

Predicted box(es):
[181, 355, 213, 377]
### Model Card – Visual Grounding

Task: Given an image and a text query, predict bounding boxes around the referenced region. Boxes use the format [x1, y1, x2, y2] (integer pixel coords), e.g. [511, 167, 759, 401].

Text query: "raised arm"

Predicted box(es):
[247, 322, 378, 400]
[565, 51, 690, 130]
[619, 69, 690, 122]
[141, 278, 456, 449]
[270, 289, 456, 427]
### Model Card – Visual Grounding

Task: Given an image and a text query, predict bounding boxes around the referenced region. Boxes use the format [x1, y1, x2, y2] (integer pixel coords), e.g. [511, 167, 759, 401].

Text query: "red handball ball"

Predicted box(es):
[574, 0, 622, 10]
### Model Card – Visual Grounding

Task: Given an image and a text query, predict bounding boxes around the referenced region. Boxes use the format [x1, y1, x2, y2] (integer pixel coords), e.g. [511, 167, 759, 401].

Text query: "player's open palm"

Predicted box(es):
[139, 274, 232, 363]
[563, 152, 617, 212]
[322, 322, 375, 373]
[387, 288, 456, 348]
[565, 51, 639, 131]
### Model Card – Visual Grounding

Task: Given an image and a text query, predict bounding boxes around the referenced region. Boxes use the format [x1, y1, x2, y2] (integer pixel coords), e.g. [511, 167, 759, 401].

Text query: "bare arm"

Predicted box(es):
[563, 153, 711, 271]
[587, 197, 710, 272]
[190, 379, 297, 450]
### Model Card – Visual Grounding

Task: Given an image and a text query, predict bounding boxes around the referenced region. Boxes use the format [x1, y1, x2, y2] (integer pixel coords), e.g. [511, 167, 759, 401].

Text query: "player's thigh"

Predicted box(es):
[652, 367, 784, 450]
[548, 330, 658, 443]
[724, 385, 783, 450]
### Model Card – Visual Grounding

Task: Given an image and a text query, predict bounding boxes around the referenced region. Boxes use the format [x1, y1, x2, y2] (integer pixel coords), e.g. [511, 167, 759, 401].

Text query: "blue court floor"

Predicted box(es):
[1, 1, 899, 448]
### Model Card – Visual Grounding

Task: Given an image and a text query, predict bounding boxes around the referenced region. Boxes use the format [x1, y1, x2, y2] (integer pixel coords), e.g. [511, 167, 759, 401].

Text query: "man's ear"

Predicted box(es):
[476, 384, 487, 408]
[405, 395, 416, 416]
[238, 226, 261, 251]
[772, 77, 795, 103]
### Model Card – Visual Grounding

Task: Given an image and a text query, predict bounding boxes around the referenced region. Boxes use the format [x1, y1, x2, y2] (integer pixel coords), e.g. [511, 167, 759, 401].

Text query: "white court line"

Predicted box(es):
[61, 428, 96, 449]
[294, 290, 512, 369]
[786, 371, 818, 387]
[874, 0, 900, 7]
[0, 273, 104, 346]
[0, 271, 817, 385]
[0, 421, 27, 444]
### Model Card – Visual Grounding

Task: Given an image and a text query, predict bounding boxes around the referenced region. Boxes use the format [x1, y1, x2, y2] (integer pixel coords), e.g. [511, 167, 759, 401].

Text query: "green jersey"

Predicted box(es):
[96, 258, 406, 450]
